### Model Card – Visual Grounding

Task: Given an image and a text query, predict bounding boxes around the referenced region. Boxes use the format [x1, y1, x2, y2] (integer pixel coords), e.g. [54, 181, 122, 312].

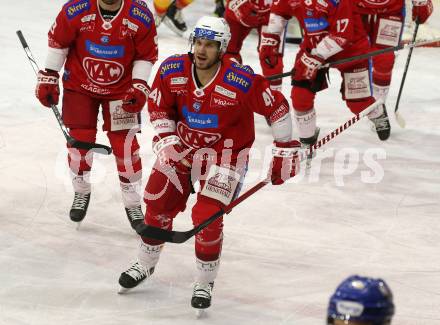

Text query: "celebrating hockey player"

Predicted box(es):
[118, 16, 301, 312]
[327, 275, 395, 324]
[259, 0, 302, 92]
[354, 0, 433, 105]
[35, 0, 158, 228]
[223, 0, 285, 90]
[293, 0, 393, 149]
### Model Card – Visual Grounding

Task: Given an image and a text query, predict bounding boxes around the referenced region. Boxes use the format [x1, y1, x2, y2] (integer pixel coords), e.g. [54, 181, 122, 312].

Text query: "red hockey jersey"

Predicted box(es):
[353, 0, 405, 15]
[148, 54, 290, 158]
[298, 0, 368, 57]
[48, 0, 158, 99]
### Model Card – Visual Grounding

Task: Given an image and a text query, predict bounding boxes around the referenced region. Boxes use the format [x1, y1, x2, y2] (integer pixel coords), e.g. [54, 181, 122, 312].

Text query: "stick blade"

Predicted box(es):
[395, 111, 406, 128]
[67, 138, 112, 155]
[135, 224, 192, 243]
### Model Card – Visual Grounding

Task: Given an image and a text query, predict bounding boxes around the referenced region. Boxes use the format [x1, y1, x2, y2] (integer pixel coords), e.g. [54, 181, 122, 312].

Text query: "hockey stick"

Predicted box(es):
[394, 21, 420, 129]
[266, 37, 440, 81]
[16, 30, 112, 155]
[135, 100, 382, 244]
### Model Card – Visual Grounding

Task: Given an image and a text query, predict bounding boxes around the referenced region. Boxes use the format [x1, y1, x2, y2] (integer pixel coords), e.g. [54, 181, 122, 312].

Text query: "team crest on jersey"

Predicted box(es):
[223, 69, 252, 93]
[214, 85, 236, 99]
[177, 122, 221, 149]
[182, 106, 218, 129]
[129, 4, 153, 27]
[82, 57, 124, 85]
[304, 17, 330, 32]
[160, 60, 184, 79]
[65, 0, 90, 19]
[193, 101, 202, 112]
[86, 40, 125, 58]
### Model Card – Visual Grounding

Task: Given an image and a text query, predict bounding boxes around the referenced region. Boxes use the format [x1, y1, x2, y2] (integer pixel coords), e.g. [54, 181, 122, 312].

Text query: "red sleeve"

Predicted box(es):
[271, 0, 300, 20]
[245, 75, 290, 124]
[147, 64, 178, 133]
[133, 10, 158, 64]
[48, 6, 77, 49]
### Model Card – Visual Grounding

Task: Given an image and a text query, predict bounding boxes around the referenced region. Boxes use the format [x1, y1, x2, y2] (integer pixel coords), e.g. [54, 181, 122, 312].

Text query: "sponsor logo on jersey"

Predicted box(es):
[304, 17, 330, 32]
[182, 106, 218, 129]
[129, 5, 153, 27]
[210, 94, 238, 108]
[214, 85, 236, 99]
[80, 83, 111, 95]
[134, 0, 149, 9]
[85, 40, 125, 58]
[122, 18, 139, 32]
[177, 121, 221, 149]
[81, 14, 96, 23]
[65, 0, 90, 19]
[231, 62, 254, 75]
[170, 77, 188, 85]
[82, 57, 124, 85]
[160, 60, 184, 78]
[223, 69, 252, 93]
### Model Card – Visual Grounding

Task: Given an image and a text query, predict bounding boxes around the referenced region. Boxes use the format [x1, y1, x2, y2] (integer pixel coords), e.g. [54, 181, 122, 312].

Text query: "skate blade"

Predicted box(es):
[118, 286, 130, 294]
[194, 309, 206, 318]
[395, 111, 406, 128]
[75, 221, 82, 231]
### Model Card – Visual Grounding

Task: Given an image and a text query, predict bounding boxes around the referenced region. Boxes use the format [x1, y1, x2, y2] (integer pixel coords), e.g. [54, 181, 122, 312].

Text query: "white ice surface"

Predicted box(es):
[1, 1, 440, 324]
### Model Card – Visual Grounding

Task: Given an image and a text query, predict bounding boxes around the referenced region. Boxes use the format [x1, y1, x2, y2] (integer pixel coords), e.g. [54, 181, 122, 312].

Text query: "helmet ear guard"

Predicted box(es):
[189, 16, 231, 54]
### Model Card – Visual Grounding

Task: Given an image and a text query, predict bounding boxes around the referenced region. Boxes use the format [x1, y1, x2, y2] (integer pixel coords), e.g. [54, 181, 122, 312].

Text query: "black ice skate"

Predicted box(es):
[191, 282, 214, 317]
[163, 1, 187, 36]
[370, 104, 391, 141]
[300, 128, 320, 170]
[125, 206, 144, 230]
[118, 262, 155, 293]
[69, 192, 91, 227]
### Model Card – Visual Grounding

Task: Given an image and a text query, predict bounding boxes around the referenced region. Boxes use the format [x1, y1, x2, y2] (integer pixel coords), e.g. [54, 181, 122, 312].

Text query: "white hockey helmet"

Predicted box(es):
[189, 16, 231, 53]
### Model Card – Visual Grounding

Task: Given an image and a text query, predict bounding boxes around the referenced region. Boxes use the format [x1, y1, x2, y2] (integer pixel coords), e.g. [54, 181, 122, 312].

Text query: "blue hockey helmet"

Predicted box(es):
[327, 275, 394, 325]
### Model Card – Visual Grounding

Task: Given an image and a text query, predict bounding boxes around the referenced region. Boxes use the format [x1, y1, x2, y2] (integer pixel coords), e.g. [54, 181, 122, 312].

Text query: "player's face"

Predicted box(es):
[193, 38, 221, 70]
[334, 320, 373, 325]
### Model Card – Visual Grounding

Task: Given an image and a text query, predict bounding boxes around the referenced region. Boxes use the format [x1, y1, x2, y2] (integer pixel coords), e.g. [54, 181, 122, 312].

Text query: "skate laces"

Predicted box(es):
[373, 114, 390, 131]
[193, 282, 212, 299]
[126, 206, 143, 221]
[125, 262, 147, 280]
[72, 192, 89, 210]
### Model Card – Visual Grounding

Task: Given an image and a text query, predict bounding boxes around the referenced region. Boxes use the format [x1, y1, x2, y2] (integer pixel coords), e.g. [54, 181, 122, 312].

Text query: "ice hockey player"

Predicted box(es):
[153, 0, 192, 35]
[327, 275, 395, 324]
[118, 16, 301, 313]
[258, 0, 302, 92]
[292, 0, 393, 155]
[353, 0, 433, 105]
[223, 0, 284, 90]
[35, 0, 158, 228]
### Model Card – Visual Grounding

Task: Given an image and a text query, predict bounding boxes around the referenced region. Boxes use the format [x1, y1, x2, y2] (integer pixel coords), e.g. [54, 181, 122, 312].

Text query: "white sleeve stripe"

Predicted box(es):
[271, 113, 292, 142]
[132, 60, 153, 83]
[45, 47, 68, 72]
[314, 36, 344, 60]
[266, 13, 287, 35]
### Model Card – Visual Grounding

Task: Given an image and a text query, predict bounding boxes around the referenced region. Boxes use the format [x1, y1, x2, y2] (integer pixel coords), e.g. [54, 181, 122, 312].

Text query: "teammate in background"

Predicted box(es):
[154, 0, 193, 35]
[118, 16, 301, 312]
[288, 0, 392, 152]
[213, 0, 225, 17]
[223, 0, 284, 91]
[35, 0, 158, 228]
[259, 0, 302, 92]
[354, 0, 433, 105]
[327, 275, 395, 325]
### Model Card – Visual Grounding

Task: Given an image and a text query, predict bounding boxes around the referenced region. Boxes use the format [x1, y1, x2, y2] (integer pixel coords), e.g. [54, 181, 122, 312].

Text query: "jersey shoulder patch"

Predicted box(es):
[221, 61, 254, 93]
[64, 0, 91, 20]
[128, 1, 154, 27]
[159, 54, 188, 79]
